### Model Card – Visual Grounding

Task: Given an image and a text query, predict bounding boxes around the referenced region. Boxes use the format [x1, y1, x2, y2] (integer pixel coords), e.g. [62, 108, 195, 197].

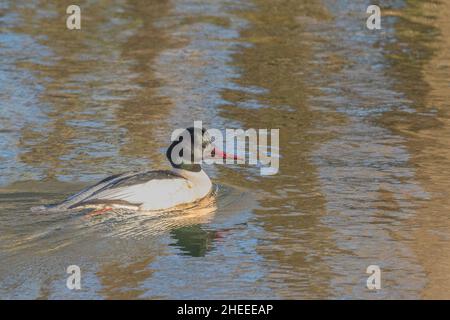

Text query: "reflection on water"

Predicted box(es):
[1, 0, 449, 299]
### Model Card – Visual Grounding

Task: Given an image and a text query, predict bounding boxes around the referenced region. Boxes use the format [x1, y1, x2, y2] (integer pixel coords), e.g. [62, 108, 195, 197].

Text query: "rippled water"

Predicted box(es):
[0, 0, 449, 299]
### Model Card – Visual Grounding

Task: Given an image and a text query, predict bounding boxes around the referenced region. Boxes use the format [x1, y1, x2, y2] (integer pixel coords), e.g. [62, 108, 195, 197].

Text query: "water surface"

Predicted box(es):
[0, 0, 449, 299]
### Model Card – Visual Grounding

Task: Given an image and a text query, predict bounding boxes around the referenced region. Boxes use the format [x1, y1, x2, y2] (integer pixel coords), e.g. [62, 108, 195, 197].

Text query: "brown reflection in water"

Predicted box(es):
[221, 0, 339, 298]
[95, 195, 218, 299]
[11, 1, 87, 180]
[381, 0, 450, 299]
[97, 256, 156, 299]
[11, 0, 174, 180]
[116, 0, 175, 166]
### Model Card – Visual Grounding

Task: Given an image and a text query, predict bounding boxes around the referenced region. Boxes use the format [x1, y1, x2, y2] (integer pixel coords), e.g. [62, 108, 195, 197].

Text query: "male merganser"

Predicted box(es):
[35, 127, 236, 212]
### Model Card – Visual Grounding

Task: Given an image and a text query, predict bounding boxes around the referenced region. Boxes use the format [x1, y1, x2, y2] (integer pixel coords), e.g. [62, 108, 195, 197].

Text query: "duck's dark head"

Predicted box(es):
[166, 127, 235, 172]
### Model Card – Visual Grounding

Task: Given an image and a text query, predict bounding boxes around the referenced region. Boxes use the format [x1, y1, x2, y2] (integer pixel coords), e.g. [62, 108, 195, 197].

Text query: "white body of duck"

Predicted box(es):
[44, 168, 212, 211]
[120, 169, 213, 210]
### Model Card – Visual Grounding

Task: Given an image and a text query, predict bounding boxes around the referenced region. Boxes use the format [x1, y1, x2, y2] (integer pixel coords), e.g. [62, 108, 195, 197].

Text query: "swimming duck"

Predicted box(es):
[36, 127, 236, 212]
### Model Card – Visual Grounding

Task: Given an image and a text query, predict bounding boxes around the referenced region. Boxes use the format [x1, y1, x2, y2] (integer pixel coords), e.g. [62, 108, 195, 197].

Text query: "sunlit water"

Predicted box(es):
[0, 0, 449, 299]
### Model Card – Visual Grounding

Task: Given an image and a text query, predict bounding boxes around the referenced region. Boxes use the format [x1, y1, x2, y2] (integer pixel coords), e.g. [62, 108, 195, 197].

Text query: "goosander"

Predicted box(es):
[36, 127, 236, 212]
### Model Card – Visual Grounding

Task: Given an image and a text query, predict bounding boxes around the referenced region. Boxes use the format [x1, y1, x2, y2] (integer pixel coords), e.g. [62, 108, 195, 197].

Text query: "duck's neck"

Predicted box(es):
[172, 167, 212, 197]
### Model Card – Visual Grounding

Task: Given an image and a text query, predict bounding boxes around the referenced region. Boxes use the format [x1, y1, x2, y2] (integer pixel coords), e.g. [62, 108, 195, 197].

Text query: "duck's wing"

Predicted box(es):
[46, 170, 185, 211]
